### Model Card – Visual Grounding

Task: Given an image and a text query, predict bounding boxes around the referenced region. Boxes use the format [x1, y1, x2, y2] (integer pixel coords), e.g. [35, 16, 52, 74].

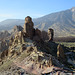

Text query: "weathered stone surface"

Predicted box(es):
[14, 25, 23, 32]
[35, 28, 41, 38]
[48, 28, 54, 41]
[41, 31, 48, 41]
[9, 37, 14, 46]
[57, 44, 65, 60]
[13, 34, 18, 44]
[33, 28, 42, 42]
[0, 49, 8, 59]
[11, 31, 25, 46]
[20, 44, 26, 52]
[26, 46, 34, 53]
[0, 40, 9, 52]
[18, 31, 24, 44]
[24, 16, 34, 38]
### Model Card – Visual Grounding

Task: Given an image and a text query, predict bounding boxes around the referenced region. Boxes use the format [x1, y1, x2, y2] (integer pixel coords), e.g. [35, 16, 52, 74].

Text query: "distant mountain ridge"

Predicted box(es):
[0, 19, 24, 30]
[34, 7, 75, 37]
[0, 7, 75, 37]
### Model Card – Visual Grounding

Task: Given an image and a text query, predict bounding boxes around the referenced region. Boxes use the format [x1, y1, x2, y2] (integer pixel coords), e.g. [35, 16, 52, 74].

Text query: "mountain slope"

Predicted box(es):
[0, 7, 75, 37]
[33, 7, 75, 37]
[0, 19, 24, 30]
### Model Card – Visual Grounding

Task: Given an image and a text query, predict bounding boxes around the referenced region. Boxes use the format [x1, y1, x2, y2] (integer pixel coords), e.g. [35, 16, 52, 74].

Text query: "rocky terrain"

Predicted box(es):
[0, 16, 75, 75]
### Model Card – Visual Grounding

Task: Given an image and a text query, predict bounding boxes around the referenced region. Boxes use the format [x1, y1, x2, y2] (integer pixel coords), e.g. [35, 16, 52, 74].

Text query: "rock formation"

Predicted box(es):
[57, 44, 65, 61]
[41, 31, 48, 41]
[24, 16, 34, 39]
[0, 40, 9, 52]
[11, 31, 24, 45]
[18, 31, 24, 44]
[48, 28, 54, 41]
[23, 16, 42, 41]
[14, 25, 23, 32]
[33, 28, 42, 42]
[9, 37, 14, 46]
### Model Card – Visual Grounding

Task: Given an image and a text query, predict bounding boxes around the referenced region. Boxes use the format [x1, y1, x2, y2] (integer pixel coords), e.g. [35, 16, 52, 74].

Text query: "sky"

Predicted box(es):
[0, 0, 75, 22]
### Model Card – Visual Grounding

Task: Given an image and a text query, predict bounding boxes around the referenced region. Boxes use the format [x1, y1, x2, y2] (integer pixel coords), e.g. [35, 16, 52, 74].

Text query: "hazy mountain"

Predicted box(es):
[0, 7, 75, 37]
[34, 7, 75, 37]
[0, 19, 24, 31]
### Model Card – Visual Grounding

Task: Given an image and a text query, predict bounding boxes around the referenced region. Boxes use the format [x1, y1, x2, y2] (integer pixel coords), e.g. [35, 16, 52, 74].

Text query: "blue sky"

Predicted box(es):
[0, 0, 75, 22]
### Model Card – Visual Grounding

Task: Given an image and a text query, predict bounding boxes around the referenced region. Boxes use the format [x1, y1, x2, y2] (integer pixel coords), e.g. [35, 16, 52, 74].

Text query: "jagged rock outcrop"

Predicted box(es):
[14, 25, 23, 32]
[0, 40, 9, 52]
[35, 28, 41, 38]
[9, 37, 14, 46]
[48, 28, 54, 41]
[41, 31, 48, 41]
[20, 44, 26, 52]
[24, 16, 34, 39]
[18, 31, 24, 44]
[0, 50, 8, 60]
[10, 31, 24, 46]
[57, 44, 65, 61]
[12, 25, 23, 38]
[33, 28, 42, 42]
